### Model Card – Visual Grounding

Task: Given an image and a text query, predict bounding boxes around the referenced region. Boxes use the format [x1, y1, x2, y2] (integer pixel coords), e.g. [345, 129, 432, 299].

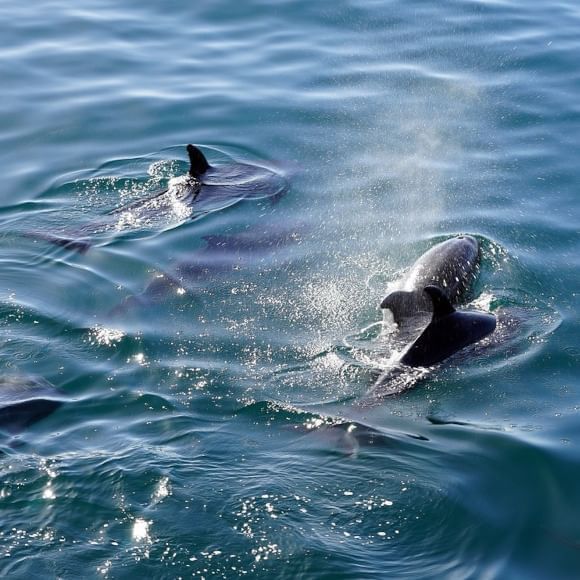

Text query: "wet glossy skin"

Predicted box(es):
[381, 235, 480, 324]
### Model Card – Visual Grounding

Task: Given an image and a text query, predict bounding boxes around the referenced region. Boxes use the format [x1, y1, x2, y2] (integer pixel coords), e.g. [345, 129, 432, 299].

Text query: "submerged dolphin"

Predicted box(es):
[108, 224, 303, 316]
[0, 375, 63, 433]
[370, 236, 496, 398]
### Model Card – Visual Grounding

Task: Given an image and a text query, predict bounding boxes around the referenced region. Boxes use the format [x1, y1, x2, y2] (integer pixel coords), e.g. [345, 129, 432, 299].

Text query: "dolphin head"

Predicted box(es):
[455, 234, 478, 248]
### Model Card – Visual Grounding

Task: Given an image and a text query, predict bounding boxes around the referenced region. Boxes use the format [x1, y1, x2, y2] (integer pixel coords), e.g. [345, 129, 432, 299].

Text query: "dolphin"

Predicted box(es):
[34, 144, 287, 253]
[107, 224, 304, 316]
[29, 145, 209, 253]
[368, 237, 496, 399]
[105, 144, 210, 217]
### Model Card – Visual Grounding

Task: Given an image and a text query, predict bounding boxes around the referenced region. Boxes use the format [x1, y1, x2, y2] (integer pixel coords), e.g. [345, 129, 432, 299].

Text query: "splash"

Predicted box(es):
[88, 325, 125, 347]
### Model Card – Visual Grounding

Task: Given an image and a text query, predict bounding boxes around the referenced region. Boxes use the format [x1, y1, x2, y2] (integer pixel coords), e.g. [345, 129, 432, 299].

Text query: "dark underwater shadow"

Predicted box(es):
[0, 375, 66, 446]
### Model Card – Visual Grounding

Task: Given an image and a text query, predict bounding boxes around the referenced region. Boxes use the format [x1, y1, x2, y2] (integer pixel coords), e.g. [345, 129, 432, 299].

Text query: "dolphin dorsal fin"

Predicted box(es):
[187, 144, 210, 177]
[424, 285, 455, 319]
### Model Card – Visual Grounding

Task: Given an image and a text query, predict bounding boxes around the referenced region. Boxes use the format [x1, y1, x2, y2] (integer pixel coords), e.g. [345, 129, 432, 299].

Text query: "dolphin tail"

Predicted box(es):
[380, 289, 429, 324]
[187, 144, 210, 178]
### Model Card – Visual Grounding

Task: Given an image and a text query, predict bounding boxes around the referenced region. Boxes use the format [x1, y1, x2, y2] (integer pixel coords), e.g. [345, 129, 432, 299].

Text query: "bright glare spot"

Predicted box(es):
[97, 560, 112, 575]
[115, 210, 140, 230]
[89, 325, 125, 347]
[132, 518, 150, 542]
[153, 477, 171, 501]
[43, 485, 56, 500]
[304, 417, 324, 430]
[129, 353, 148, 366]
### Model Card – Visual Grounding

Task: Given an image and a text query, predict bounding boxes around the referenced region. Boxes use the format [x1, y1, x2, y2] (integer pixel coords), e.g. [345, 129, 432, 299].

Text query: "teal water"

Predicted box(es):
[1, 0, 579, 577]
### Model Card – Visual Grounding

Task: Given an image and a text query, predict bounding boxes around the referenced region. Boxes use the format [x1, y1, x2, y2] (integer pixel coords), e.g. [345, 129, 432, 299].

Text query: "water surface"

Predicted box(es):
[1, 0, 579, 577]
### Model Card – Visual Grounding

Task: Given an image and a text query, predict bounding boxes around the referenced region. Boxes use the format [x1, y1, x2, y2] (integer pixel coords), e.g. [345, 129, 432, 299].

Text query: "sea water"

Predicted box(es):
[1, 0, 579, 577]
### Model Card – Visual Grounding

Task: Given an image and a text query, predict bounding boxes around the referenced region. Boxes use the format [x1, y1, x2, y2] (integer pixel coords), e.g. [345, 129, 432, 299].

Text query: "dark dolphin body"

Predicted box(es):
[39, 144, 287, 253]
[369, 236, 496, 398]
[0, 375, 63, 433]
[399, 285, 496, 367]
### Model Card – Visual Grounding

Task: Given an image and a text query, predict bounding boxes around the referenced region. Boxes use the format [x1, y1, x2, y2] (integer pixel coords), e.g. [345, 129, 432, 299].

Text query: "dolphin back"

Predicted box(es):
[401, 286, 496, 367]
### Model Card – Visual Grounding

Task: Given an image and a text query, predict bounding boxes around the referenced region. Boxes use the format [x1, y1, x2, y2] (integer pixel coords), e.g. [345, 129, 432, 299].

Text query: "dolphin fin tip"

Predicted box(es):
[423, 285, 455, 319]
[187, 144, 210, 177]
[380, 289, 423, 324]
